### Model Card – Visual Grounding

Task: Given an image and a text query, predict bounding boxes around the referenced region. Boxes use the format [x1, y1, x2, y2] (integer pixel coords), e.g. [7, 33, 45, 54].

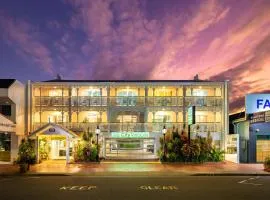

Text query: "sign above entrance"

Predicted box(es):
[246, 94, 270, 114]
[111, 132, 149, 138]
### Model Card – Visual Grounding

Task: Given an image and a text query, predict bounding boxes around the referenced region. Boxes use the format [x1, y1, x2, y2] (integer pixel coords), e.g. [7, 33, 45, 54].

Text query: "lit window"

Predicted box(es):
[193, 89, 208, 96]
[154, 111, 172, 123]
[87, 89, 101, 96]
[49, 90, 62, 96]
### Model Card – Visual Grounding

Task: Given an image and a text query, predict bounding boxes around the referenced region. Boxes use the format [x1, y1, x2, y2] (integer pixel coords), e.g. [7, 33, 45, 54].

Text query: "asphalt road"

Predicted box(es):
[1, 175, 270, 200]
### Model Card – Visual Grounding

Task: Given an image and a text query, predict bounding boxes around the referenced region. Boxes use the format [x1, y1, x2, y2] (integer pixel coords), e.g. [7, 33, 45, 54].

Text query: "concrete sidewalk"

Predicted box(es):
[1, 161, 269, 176]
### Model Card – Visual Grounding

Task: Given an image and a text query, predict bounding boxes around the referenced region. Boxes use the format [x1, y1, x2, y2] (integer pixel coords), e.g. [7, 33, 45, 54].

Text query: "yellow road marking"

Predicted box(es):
[139, 185, 178, 190]
[60, 185, 97, 191]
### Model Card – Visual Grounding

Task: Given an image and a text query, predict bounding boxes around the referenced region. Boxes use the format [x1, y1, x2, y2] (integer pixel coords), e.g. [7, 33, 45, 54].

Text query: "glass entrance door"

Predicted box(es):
[51, 140, 72, 159]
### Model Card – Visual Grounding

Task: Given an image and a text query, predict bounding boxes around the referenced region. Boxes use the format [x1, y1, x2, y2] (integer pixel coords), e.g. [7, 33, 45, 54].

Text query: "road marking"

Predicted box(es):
[59, 185, 97, 191]
[238, 177, 262, 186]
[139, 185, 178, 190]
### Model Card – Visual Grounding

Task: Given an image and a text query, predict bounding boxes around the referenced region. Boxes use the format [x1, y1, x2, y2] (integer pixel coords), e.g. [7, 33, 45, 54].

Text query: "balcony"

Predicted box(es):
[35, 96, 69, 107]
[110, 96, 145, 106]
[32, 122, 221, 133]
[35, 96, 185, 107]
[190, 122, 222, 132]
[35, 96, 107, 107]
[73, 96, 107, 107]
[185, 96, 223, 107]
[147, 97, 182, 106]
[34, 96, 221, 107]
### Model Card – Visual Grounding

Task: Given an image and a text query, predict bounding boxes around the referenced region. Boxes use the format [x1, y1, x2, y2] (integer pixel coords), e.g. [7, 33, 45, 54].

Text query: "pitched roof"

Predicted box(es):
[28, 123, 79, 139]
[0, 79, 16, 88]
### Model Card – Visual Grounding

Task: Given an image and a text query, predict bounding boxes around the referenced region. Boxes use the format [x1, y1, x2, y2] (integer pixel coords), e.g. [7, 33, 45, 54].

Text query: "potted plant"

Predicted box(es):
[16, 139, 36, 173]
[264, 156, 270, 172]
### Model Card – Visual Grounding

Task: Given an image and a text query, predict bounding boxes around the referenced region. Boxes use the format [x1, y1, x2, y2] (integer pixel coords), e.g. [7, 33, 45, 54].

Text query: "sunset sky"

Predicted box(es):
[0, 0, 270, 112]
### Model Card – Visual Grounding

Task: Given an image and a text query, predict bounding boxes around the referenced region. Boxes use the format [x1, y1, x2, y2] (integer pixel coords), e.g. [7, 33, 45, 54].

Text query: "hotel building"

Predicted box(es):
[26, 79, 229, 161]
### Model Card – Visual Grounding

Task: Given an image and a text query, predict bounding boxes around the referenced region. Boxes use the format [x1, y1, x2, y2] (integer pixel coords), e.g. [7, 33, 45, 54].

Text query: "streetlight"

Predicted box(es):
[162, 125, 167, 160]
[95, 125, 100, 161]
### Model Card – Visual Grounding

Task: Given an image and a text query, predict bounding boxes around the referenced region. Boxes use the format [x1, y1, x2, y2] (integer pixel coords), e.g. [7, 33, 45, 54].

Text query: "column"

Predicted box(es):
[76, 87, 79, 124]
[35, 136, 39, 163]
[100, 87, 102, 106]
[68, 87, 72, 123]
[183, 86, 186, 130]
[39, 87, 42, 125]
[176, 88, 179, 106]
[145, 86, 148, 106]
[66, 136, 70, 164]
[61, 87, 64, 123]
[107, 86, 110, 135]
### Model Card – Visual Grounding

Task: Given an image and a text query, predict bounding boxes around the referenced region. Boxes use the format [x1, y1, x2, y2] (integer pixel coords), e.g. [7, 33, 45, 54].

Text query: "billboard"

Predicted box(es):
[245, 94, 270, 114]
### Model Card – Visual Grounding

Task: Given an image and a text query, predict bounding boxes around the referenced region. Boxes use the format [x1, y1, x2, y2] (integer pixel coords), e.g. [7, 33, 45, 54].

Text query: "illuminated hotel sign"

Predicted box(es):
[246, 94, 270, 114]
[111, 132, 149, 138]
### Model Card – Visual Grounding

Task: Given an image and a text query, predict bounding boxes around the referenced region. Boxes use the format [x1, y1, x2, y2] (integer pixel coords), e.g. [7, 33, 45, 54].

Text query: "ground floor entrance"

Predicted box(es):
[256, 135, 270, 162]
[29, 123, 79, 163]
[104, 138, 156, 160]
[39, 136, 73, 160]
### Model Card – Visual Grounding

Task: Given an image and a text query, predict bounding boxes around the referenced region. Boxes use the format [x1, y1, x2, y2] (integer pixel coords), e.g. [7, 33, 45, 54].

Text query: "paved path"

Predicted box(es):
[1, 176, 270, 200]
[1, 161, 268, 175]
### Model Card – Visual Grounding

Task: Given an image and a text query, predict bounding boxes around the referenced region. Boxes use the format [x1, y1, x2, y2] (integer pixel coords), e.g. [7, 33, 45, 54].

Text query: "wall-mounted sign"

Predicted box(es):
[248, 112, 265, 124]
[49, 128, 56, 132]
[246, 94, 270, 114]
[111, 132, 149, 138]
[188, 106, 195, 125]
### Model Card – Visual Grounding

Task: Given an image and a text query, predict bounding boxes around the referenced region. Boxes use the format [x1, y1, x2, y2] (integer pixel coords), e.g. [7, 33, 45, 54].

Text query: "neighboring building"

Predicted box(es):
[26, 79, 229, 161]
[0, 79, 25, 163]
[230, 94, 270, 163]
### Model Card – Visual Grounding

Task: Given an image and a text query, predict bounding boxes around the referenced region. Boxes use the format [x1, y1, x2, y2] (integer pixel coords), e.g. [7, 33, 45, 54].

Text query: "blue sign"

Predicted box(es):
[246, 94, 270, 114]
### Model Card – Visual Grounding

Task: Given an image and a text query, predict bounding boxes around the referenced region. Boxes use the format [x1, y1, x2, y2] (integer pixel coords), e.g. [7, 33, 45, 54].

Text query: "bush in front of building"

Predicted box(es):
[73, 131, 99, 162]
[159, 129, 224, 163]
[264, 156, 270, 171]
[16, 138, 36, 173]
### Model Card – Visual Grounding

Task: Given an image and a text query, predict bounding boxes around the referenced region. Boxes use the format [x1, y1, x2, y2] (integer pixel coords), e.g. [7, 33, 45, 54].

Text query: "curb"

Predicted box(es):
[2, 172, 270, 177]
[192, 173, 270, 176]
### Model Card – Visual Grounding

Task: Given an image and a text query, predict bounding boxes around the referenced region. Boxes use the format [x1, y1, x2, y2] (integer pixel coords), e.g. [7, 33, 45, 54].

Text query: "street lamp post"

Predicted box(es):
[162, 125, 167, 160]
[95, 125, 100, 162]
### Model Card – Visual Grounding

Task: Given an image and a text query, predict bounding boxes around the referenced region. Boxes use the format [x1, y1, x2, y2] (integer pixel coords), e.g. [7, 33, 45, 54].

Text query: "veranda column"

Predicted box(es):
[66, 136, 70, 164]
[35, 136, 39, 163]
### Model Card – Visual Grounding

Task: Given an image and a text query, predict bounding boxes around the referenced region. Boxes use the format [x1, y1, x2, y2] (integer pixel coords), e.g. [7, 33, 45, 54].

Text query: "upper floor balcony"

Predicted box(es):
[34, 96, 222, 108]
[32, 122, 221, 134]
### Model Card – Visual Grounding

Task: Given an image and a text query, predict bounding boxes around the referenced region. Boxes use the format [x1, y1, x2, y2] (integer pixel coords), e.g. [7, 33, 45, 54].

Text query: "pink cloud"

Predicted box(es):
[0, 13, 54, 74]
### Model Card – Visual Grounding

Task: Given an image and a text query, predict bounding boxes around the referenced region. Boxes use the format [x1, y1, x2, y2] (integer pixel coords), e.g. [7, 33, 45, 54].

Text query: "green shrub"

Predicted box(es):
[167, 142, 173, 153]
[264, 156, 270, 170]
[208, 148, 224, 162]
[167, 152, 177, 162]
[17, 139, 36, 165]
[159, 128, 224, 163]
